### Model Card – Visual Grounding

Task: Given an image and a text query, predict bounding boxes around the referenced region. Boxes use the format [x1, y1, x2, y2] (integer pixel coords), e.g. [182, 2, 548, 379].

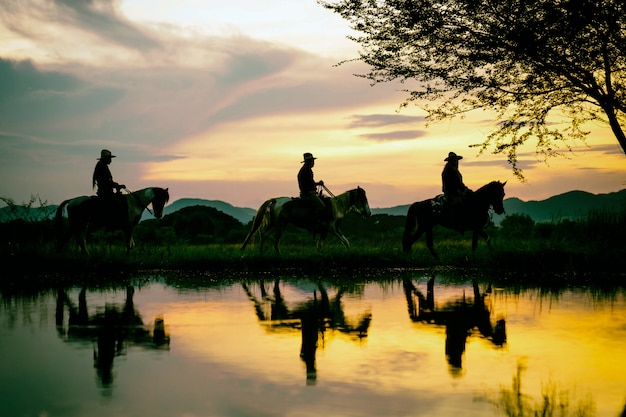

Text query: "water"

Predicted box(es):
[1, 271, 625, 417]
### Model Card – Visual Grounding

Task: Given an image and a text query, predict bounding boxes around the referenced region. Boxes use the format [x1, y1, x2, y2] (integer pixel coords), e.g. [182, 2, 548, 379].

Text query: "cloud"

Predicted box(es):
[1, 0, 161, 52]
[359, 130, 426, 142]
[348, 113, 427, 128]
[0, 58, 80, 98]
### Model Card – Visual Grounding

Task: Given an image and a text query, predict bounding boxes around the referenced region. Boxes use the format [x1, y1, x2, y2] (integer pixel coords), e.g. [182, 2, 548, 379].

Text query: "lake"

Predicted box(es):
[1, 269, 625, 417]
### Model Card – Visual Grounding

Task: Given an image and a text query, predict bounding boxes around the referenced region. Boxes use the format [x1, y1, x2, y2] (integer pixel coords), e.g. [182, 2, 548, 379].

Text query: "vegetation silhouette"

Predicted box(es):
[2, 187, 626, 275]
[402, 180, 506, 258]
[320, 0, 626, 176]
[479, 359, 596, 417]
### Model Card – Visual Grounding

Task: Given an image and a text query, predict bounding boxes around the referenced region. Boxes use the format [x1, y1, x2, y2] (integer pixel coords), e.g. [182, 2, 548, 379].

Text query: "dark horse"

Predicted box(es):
[240, 187, 371, 253]
[55, 187, 169, 255]
[402, 181, 506, 258]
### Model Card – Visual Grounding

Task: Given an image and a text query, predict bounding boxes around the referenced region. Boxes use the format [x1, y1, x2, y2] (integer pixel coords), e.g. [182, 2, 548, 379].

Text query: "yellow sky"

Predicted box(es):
[0, 0, 624, 208]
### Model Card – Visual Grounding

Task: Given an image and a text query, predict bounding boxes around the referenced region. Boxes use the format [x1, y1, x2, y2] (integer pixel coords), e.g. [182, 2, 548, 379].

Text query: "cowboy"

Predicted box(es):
[92, 149, 125, 225]
[297, 152, 326, 225]
[441, 151, 470, 213]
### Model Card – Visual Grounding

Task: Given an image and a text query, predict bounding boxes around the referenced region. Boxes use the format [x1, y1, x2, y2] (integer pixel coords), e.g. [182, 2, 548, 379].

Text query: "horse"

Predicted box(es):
[55, 187, 169, 255]
[240, 186, 371, 253]
[402, 181, 506, 258]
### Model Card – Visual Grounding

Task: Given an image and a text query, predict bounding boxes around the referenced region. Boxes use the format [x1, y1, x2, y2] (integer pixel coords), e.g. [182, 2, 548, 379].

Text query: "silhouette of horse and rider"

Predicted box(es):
[55, 148, 505, 257]
[55, 149, 169, 254]
[241, 152, 371, 253]
[403, 151, 507, 258]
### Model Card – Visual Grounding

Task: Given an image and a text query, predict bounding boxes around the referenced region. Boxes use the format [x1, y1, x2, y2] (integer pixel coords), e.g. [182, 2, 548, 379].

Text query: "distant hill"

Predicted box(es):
[371, 189, 626, 225]
[141, 198, 256, 224]
[2, 189, 625, 226]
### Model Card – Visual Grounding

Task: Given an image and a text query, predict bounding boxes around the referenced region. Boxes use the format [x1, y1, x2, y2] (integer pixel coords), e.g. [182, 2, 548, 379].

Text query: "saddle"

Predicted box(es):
[432, 192, 468, 215]
[94, 193, 127, 227]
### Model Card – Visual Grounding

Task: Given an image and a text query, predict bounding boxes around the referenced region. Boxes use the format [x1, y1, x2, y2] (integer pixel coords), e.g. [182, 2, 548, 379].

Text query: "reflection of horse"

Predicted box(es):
[240, 187, 371, 253]
[402, 181, 506, 258]
[55, 187, 169, 255]
[241, 279, 372, 384]
[56, 286, 170, 388]
[403, 277, 506, 374]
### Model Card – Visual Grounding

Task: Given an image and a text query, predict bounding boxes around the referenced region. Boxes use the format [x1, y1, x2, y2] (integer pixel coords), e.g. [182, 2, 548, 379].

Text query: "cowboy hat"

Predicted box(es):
[444, 151, 463, 161]
[98, 149, 116, 160]
[301, 152, 317, 163]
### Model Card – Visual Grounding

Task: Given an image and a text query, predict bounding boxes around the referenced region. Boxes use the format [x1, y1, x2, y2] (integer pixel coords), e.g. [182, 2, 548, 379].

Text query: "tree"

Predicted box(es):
[320, 0, 626, 178]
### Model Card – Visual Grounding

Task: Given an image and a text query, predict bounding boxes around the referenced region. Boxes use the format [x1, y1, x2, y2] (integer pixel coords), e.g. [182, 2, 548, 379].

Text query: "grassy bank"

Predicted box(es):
[2, 203, 625, 285]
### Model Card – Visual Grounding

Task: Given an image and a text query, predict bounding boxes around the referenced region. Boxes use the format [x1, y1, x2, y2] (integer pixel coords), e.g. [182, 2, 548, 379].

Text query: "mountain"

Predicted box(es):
[141, 198, 257, 224]
[2, 189, 625, 225]
[371, 189, 626, 225]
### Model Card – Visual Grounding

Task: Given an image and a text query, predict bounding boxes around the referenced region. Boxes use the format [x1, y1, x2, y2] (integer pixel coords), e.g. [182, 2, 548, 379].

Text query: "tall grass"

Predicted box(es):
[2, 198, 626, 276]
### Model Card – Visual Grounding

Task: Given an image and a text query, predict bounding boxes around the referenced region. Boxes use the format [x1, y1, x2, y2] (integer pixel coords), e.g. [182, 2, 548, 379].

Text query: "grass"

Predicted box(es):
[2, 203, 626, 287]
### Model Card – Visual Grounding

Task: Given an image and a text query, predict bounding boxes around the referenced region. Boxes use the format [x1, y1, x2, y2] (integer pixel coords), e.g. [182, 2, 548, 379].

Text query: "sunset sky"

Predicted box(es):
[1, 0, 625, 210]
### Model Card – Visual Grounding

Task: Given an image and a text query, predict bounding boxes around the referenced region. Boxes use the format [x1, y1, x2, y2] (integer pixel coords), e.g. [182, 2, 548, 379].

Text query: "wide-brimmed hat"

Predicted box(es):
[444, 151, 463, 161]
[301, 152, 317, 163]
[98, 149, 116, 160]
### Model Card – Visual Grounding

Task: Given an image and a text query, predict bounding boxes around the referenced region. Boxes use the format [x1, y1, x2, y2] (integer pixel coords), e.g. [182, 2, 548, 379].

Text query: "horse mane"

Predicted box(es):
[475, 180, 502, 193]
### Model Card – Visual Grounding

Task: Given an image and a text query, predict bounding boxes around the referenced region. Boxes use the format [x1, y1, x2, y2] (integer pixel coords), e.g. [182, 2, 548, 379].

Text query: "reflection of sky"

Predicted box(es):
[1, 280, 625, 417]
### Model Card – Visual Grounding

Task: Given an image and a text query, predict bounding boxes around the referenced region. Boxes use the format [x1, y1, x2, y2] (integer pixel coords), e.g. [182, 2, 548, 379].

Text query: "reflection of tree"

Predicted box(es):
[403, 277, 506, 375]
[481, 359, 596, 417]
[242, 279, 372, 385]
[55, 286, 170, 390]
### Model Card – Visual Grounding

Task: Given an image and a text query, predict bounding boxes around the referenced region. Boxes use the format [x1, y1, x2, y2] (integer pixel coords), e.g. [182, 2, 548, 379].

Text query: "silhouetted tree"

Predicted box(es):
[320, 0, 626, 177]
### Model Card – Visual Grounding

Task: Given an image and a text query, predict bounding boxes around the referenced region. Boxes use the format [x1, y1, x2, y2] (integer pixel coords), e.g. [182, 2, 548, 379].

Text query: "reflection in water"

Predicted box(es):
[403, 277, 506, 376]
[481, 358, 596, 417]
[242, 279, 371, 385]
[55, 286, 170, 391]
[1, 274, 625, 417]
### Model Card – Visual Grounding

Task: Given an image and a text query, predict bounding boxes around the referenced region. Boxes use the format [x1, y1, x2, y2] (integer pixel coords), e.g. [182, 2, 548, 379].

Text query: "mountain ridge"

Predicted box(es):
[2, 189, 625, 225]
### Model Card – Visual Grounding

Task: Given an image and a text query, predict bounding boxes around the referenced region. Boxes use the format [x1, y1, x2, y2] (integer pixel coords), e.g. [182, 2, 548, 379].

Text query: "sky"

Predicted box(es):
[1, 0, 625, 210]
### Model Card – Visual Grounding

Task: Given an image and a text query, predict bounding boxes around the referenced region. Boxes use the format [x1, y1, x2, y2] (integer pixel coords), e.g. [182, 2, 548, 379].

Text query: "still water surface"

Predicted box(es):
[1, 271, 625, 417]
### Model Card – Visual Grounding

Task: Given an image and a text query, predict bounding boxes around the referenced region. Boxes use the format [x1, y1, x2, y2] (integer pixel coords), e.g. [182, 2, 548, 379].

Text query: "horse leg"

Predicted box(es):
[272, 226, 283, 254]
[472, 230, 490, 252]
[402, 226, 425, 253]
[425, 229, 439, 259]
[126, 232, 135, 251]
[331, 226, 350, 249]
[79, 226, 90, 257]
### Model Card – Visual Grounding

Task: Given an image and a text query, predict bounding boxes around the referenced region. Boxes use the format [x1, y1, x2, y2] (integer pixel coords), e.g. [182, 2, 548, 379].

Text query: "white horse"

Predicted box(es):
[55, 187, 169, 255]
[240, 186, 371, 253]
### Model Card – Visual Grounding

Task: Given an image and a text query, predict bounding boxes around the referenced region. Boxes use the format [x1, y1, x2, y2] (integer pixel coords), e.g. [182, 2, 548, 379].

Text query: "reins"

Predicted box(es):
[320, 184, 336, 198]
[123, 187, 154, 216]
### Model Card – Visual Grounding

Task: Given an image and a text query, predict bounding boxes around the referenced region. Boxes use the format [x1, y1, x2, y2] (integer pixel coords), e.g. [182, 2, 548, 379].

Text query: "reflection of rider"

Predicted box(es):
[93, 149, 125, 224]
[298, 152, 325, 224]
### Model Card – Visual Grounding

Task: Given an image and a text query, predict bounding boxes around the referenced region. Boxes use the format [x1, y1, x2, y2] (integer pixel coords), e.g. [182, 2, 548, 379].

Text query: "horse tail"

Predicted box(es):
[55, 199, 71, 246]
[241, 198, 276, 250]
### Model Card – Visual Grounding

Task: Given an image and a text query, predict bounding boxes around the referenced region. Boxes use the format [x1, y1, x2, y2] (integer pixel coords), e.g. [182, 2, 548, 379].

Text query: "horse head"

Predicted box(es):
[151, 187, 170, 218]
[350, 186, 372, 217]
[490, 181, 506, 215]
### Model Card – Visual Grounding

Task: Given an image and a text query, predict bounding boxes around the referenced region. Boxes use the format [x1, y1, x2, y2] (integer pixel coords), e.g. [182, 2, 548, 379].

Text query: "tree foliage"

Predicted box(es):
[320, 0, 626, 177]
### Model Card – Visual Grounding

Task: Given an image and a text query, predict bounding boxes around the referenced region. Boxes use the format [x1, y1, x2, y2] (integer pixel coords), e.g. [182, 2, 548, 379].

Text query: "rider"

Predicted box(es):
[297, 152, 326, 227]
[441, 151, 470, 216]
[93, 149, 126, 225]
